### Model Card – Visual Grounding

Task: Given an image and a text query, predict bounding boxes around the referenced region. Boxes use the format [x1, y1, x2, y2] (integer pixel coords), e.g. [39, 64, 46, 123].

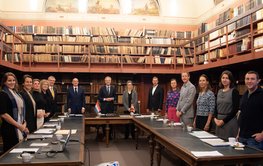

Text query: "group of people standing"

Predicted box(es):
[0, 70, 262, 152]
[146, 70, 263, 150]
[0, 73, 58, 152]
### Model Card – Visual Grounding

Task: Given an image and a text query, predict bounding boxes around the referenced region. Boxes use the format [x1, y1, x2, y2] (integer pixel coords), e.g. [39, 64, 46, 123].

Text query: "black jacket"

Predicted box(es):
[67, 86, 85, 114]
[98, 85, 116, 114]
[147, 85, 164, 110]
[20, 89, 37, 133]
[239, 87, 263, 138]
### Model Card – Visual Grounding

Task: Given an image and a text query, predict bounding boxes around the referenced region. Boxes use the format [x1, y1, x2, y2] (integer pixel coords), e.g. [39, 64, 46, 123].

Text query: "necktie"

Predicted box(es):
[50, 87, 54, 98]
[74, 87, 77, 94]
[107, 86, 110, 95]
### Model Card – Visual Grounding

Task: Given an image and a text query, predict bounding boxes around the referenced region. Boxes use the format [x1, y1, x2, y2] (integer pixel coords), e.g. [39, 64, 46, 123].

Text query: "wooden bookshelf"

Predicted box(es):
[1, 3, 263, 111]
[1, 6, 263, 73]
[0, 23, 196, 73]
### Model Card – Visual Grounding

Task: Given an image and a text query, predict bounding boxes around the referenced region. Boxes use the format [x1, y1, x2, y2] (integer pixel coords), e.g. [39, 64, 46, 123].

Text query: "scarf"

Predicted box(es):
[2, 86, 26, 138]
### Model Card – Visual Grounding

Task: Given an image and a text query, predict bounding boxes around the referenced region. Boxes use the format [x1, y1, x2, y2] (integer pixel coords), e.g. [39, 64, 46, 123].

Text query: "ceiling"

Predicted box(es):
[0, 0, 234, 25]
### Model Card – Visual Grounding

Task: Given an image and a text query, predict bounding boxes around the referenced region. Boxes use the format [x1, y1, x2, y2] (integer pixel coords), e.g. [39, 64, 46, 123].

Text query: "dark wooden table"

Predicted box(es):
[133, 117, 263, 166]
[0, 116, 85, 166]
[85, 116, 133, 147]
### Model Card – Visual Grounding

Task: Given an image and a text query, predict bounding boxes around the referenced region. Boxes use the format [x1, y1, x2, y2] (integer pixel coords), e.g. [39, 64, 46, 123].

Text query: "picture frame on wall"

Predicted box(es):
[45, 0, 79, 13]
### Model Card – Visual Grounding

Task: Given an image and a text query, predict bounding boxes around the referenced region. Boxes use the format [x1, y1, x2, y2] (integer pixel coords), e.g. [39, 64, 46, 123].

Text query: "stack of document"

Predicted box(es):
[34, 128, 56, 134]
[189, 131, 217, 139]
[201, 138, 230, 147]
[55, 129, 77, 135]
[191, 151, 223, 157]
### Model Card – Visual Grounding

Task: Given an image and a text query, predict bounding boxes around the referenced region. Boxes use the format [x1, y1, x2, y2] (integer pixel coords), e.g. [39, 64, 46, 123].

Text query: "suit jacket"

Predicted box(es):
[47, 86, 58, 117]
[98, 85, 116, 114]
[177, 81, 196, 119]
[20, 89, 37, 133]
[32, 90, 46, 110]
[67, 86, 85, 114]
[147, 85, 164, 111]
[122, 90, 139, 114]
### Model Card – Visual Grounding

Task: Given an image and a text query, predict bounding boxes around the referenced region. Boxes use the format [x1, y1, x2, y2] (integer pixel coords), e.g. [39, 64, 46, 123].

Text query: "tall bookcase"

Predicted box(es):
[1, 3, 263, 114]
[0, 24, 194, 73]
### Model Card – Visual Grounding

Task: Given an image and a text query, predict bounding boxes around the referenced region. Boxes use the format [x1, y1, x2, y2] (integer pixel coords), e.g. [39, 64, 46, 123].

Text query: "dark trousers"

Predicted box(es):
[196, 115, 210, 131]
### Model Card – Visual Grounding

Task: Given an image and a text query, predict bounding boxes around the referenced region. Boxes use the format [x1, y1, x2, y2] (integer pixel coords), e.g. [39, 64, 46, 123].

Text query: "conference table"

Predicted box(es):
[85, 115, 133, 147]
[1, 115, 263, 166]
[133, 117, 263, 166]
[0, 116, 85, 166]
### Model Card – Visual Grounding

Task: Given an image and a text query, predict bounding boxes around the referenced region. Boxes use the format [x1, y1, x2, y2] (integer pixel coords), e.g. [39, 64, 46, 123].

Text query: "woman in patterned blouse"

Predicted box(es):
[165, 78, 180, 123]
[194, 74, 215, 131]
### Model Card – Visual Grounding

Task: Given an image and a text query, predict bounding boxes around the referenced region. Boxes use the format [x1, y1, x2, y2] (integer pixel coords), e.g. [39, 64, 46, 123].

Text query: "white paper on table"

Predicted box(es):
[119, 115, 131, 118]
[191, 151, 223, 157]
[135, 115, 152, 118]
[10, 148, 39, 153]
[58, 115, 67, 118]
[201, 138, 230, 147]
[42, 134, 53, 138]
[43, 124, 56, 128]
[156, 118, 164, 121]
[189, 131, 217, 139]
[30, 143, 49, 147]
[173, 122, 182, 126]
[34, 128, 56, 134]
[49, 119, 60, 122]
[55, 129, 77, 135]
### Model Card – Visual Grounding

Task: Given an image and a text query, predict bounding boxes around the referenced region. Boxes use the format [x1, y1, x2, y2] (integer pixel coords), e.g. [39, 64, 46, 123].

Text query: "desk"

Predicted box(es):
[133, 117, 263, 166]
[85, 116, 133, 147]
[0, 116, 85, 166]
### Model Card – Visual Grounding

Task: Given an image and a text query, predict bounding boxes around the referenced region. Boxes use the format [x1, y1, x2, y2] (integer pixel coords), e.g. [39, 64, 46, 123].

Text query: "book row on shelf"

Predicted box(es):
[7, 25, 193, 39]
[3, 53, 191, 65]
[196, 0, 263, 35]
[9, 43, 193, 56]
[195, 37, 252, 64]
[4, 34, 188, 45]
[195, 16, 252, 47]
[254, 35, 263, 50]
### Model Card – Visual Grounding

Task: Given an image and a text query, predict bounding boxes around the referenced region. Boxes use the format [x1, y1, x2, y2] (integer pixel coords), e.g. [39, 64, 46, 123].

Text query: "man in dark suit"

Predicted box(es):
[98, 76, 116, 114]
[47, 75, 58, 117]
[147, 76, 164, 115]
[98, 76, 116, 139]
[67, 78, 85, 114]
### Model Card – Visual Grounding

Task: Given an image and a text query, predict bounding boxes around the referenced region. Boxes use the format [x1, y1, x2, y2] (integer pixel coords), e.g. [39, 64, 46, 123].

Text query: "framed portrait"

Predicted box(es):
[88, 0, 120, 14]
[45, 0, 79, 13]
[131, 0, 159, 16]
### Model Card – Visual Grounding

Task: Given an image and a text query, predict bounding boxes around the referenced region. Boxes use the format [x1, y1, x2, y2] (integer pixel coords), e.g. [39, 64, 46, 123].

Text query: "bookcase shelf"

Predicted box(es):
[1, 4, 263, 73]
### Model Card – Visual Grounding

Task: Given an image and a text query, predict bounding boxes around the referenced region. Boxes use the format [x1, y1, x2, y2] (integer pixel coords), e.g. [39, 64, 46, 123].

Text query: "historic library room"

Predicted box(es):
[0, 0, 263, 165]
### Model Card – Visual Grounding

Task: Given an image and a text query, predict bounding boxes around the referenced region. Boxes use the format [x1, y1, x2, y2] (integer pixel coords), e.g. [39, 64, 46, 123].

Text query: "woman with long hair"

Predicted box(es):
[214, 70, 239, 139]
[20, 74, 37, 133]
[0, 72, 29, 152]
[194, 74, 215, 131]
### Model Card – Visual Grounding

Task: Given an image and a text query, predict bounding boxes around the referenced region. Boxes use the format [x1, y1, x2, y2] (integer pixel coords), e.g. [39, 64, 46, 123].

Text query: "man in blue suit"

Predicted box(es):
[67, 78, 85, 114]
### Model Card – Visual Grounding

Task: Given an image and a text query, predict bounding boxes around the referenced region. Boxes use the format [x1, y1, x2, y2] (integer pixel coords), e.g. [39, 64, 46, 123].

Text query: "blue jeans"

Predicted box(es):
[239, 137, 263, 150]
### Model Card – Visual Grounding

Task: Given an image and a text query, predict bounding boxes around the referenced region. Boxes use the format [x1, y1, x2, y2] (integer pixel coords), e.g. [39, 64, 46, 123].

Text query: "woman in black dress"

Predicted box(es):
[20, 74, 37, 133]
[32, 79, 48, 129]
[0, 72, 29, 152]
[40, 79, 52, 121]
